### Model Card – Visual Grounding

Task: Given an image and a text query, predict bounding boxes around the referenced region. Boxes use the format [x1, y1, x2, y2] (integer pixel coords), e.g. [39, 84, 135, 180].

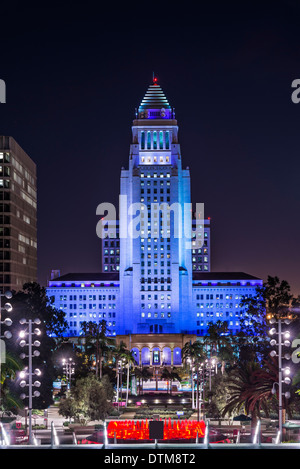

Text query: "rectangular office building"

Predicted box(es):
[0, 136, 37, 293]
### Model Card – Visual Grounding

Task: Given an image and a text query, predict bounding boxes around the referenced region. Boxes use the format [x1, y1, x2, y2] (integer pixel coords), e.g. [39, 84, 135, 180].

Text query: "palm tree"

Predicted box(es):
[124, 349, 136, 407]
[81, 320, 115, 379]
[182, 340, 206, 419]
[221, 361, 271, 437]
[161, 367, 181, 394]
[113, 341, 136, 406]
[204, 320, 233, 373]
[1, 351, 23, 411]
[134, 367, 152, 395]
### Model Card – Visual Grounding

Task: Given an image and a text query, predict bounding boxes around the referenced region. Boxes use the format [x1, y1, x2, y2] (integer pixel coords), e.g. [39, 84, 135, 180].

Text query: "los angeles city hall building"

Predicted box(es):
[47, 79, 262, 368]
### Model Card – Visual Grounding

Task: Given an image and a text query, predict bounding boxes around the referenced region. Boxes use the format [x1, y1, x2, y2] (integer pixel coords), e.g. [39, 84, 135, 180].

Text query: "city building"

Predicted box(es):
[0, 136, 37, 292]
[47, 78, 262, 364]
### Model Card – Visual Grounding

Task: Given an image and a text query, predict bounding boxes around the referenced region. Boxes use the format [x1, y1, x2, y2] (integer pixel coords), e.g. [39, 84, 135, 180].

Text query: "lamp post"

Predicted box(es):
[62, 357, 75, 391]
[187, 358, 195, 409]
[19, 318, 42, 445]
[205, 356, 217, 392]
[116, 359, 122, 410]
[0, 291, 13, 406]
[268, 316, 292, 443]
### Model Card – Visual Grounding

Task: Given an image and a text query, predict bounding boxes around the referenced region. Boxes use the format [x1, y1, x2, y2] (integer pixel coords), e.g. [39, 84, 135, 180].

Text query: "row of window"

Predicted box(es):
[141, 179, 170, 187]
[141, 312, 171, 318]
[69, 321, 116, 327]
[197, 311, 243, 317]
[140, 131, 170, 150]
[141, 294, 171, 300]
[140, 172, 171, 178]
[196, 302, 243, 309]
[195, 293, 252, 300]
[58, 294, 117, 301]
[141, 285, 171, 291]
[140, 155, 170, 164]
[68, 329, 117, 336]
[141, 303, 171, 309]
[197, 320, 240, 327]
[60, 303, 117, 310]
[103, 263, 210, 271]
[68, 313, 116, 318]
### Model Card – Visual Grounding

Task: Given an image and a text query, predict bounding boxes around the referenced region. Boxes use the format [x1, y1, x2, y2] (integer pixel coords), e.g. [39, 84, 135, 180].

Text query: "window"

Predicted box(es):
[165, 131, 170, 149]
[141, 131, 145, 149]
[159, 131, 163, 149]
[153, 131, 157, 149]
[147, 131, 151, 149]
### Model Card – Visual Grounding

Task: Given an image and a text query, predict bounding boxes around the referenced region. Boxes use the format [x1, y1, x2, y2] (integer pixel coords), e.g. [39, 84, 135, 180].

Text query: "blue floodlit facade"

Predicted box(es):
[47, 79, 262, 343]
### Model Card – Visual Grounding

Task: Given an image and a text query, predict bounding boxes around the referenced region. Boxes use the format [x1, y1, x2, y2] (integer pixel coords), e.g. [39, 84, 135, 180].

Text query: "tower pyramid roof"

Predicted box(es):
[138, 78, 171, 112]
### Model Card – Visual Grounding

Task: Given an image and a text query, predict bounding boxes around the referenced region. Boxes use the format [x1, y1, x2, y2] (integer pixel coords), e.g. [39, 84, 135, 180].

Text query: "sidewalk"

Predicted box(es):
[17, 405, 66, 429]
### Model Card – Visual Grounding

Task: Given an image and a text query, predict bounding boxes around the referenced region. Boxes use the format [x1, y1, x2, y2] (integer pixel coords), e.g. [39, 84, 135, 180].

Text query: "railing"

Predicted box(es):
[0, 420, 299, 450]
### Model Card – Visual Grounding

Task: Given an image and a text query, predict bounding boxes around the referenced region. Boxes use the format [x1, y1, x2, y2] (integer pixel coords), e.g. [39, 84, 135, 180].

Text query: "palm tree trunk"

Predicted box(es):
[251, 416, 258, 441]
[126, 364, 130, 407]
[196, 365, 200, 421]
[99, 352, 103, 379]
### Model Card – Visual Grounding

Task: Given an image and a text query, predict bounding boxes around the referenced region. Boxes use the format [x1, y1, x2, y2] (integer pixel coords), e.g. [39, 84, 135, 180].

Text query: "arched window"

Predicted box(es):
[159, 131, 163, 149]
[173, 347, 182, 365]
[147, 131, 151, 149]
[141, 347, 150, 365]
[153, 131, 157, 149]
[141, 131, 145, 149]
[165, 131, 170, 149]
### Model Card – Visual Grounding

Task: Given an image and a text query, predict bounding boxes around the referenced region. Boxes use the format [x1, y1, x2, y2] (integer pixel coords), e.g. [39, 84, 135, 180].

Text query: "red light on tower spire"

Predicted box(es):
[153, 72, 158, 84]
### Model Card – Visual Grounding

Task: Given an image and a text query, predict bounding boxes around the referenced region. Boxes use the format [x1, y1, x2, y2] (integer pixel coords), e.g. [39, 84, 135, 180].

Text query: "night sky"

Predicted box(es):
[1, 2, 300, 294]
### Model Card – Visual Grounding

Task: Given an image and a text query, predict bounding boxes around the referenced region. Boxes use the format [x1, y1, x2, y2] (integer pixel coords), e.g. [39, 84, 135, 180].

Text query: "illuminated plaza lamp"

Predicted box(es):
[0, 291, 13, 406]
[18, 318, 42, 445]
[268, 316, 292, 443]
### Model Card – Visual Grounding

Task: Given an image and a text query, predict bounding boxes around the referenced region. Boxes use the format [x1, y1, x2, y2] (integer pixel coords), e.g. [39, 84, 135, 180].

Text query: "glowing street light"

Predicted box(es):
[268, 316, 292, 443]
[62, 357, 75, 391]
[0, 291, 13, 406]
[18, 318, 42, 445]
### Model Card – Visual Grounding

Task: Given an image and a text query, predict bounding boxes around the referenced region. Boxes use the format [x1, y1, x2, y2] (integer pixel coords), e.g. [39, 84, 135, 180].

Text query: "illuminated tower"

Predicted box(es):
[119, 78, 193, 334]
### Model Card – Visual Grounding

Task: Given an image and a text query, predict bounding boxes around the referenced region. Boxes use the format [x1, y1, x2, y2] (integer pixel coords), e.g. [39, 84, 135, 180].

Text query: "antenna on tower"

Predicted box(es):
[153, 72, 158, 84]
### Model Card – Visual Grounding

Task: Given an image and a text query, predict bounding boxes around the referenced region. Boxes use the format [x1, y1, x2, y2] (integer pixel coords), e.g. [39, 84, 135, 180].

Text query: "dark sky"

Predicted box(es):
[0, 1, 300, 294]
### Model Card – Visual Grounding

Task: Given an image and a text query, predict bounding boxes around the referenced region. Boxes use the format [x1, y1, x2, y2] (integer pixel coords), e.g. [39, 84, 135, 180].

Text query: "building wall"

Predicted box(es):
[47, 276, 262, 338]
[100, 218, 210, 273]
[47, 279, 120, 337]
[0, 136, 37, 292]
[191, 281, 262, 335]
